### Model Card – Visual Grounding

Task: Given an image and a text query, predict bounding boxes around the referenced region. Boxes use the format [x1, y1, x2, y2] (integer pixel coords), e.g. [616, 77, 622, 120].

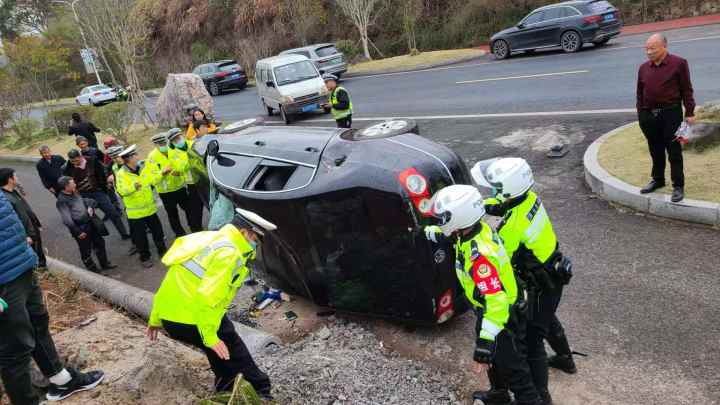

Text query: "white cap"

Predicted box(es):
[118, 144, 138, 159]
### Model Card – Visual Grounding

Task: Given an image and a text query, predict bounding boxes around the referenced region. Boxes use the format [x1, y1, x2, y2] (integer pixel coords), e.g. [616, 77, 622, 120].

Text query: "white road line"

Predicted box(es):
[456, 70, 590, 84]
[596, 33, 720, 52]
[262, 108, 636, 124]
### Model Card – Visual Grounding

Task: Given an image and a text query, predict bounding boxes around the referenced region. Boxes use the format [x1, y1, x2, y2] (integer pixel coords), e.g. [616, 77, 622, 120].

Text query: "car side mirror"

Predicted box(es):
[517, 23, 525, 29]
[266, 81, 275, 88]
[207, 139, 220, 158]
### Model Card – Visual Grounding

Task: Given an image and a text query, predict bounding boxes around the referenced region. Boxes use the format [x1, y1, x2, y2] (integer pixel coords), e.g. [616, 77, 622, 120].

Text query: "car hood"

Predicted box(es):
[277, 77, 325, 98]
[492, 26, 519, 40]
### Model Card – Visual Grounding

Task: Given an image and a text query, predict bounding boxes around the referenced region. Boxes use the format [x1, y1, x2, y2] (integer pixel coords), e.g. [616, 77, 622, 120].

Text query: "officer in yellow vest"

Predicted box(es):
[167, 128, 203, 232]
[425, 185, 541, 405]
[147, 208, 275, 399]
[116, 145, 167, 268]
[474, 158, 575, 405]
[321, 74, 353, 128]
[107, 145, 140, 257]
[148, 133, 192, 237]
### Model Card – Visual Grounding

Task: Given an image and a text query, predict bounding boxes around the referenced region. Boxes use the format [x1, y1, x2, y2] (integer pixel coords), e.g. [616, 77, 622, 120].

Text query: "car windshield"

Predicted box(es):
[588, 0, 613, 13]
[315, 45, 339, 57]
[273, 61, 318, 86]
[88, 85, 110, 92]
[219, 62, 241, 72]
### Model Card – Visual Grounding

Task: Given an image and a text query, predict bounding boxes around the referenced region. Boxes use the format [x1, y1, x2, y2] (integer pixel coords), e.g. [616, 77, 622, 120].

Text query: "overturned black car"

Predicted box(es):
[190, 119, 473, 324]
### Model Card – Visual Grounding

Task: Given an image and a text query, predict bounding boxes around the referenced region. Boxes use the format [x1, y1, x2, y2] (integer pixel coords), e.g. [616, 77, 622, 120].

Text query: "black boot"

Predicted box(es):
[82, 257, 100, 273]
[539, 390, 553, 405]
[547, 354, 576, 374]
[473, 389, 512, 404]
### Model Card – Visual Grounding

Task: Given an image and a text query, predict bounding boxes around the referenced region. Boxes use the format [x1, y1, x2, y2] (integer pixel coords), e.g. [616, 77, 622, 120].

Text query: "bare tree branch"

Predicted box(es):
[335, 0, 383, 60]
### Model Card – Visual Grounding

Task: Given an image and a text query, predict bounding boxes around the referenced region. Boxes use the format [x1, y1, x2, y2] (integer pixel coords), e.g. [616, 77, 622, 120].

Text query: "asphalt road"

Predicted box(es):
[7, 24, 720, 404]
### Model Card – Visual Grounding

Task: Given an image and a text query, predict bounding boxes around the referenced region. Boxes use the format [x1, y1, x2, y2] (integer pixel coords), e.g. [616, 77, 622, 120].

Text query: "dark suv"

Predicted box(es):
[192, 60, 248, 96]
[490, 0, 622, 59]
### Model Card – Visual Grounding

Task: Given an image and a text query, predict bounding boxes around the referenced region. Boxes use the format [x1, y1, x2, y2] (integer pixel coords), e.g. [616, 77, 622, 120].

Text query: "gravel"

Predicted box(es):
[258, 319, 463, 405]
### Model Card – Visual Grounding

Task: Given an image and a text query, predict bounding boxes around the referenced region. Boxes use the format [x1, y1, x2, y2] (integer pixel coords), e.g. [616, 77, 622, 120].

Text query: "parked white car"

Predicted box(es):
[255, 54, 330, 125]
[76, 84, 117, 106]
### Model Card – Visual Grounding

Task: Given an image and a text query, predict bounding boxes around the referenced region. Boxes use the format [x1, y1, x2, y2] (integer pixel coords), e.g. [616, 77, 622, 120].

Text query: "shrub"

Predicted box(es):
[92, 102, 133, 144]
[335, 39, 361, 63]
[10, 117, 41, 142]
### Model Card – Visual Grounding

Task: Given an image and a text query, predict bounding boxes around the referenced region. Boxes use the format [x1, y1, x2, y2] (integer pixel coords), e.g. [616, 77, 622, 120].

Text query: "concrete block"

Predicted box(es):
[647, 195, 720, 226]
[601, 177, 650, 212]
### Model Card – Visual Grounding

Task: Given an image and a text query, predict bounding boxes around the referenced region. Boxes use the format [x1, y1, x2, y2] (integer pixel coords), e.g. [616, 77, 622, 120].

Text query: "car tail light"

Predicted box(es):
[93, 92, 101, 96]
[399, 168, 433, 216]
[583, 15, 603, 25]
[216, 71, 230, 78]
[436, 288, 455, 324]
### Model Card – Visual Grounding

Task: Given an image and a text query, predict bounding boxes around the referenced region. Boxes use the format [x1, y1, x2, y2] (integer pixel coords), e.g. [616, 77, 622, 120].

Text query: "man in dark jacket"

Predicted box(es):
[63, 149, 130, 239]
[35, 145, 66, 197]
[68, 112, 101, 148]
[0, 168, 46, 270]
[0, 191, 105, 405]
[56, 176, 116, 273]
[76, 135, 105, 163]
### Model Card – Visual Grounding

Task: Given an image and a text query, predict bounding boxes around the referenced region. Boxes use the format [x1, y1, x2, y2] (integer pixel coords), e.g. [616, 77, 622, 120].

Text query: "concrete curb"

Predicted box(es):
[47, 257, 282, 354]
[583, 123, 720, 226]
[0, 154, 37, 163]
[343, 52, 487, 78]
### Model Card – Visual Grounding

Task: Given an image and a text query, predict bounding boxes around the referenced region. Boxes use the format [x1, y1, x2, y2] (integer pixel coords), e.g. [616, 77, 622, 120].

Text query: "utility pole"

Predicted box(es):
[52, 0, 103, 85]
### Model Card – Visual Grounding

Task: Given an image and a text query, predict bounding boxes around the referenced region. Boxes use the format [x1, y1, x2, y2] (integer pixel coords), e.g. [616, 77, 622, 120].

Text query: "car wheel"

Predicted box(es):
[263, 100, 274, 116]
[209, 81, 220, 96]
[492, 40, 510, 60]
[356, 119, 419, 139]
[561, 31, 582, 53]
[280, 105, 292, 125]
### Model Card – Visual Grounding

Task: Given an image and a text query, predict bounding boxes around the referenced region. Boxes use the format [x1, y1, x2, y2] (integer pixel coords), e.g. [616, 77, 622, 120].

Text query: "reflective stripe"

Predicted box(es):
[481, 318, 503, 338]
[181, 259, 206, 278]
[479, 330, 496, 340]
[180, 240, 240, 279]
[524, 205, 547, 243]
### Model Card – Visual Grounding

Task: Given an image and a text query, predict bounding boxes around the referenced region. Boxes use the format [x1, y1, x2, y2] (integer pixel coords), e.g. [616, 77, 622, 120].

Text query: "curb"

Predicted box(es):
[343, 52, 487, 78]
[47, 257, 282, 354]
[583, 123, 720, 226]
[0, 154, 37, 163]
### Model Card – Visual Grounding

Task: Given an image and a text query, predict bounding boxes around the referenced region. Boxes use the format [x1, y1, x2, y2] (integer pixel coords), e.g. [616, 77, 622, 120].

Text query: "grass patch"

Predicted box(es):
[347, 48, 485, 75]
[27, 96, 77, 109]
[598, 122, 720, 203]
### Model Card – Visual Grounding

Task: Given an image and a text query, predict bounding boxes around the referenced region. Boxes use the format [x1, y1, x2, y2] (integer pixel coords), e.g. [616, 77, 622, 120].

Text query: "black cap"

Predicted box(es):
[67, 149, 81, 159]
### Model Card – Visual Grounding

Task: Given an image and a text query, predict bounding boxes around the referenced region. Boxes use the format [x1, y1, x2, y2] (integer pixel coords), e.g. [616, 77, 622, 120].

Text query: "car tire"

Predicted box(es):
[280, 105, 292, 125]
[356, 119, 419, 139]
[492, 40, 510, 60]
[263, 100, 274, 116]
[209, 82, 220, 96]
[561, 31, 582, 53]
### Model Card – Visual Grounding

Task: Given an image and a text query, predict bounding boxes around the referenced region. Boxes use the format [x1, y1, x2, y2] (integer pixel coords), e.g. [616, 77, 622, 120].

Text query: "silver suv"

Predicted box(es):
[279, 43, 347, 78]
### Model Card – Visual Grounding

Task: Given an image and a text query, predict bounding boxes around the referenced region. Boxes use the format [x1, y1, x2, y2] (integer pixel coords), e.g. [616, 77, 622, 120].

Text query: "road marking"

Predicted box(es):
[262, 108, 636, 124]
[596, 33, 720, 52]
[456, 70, 590, 84]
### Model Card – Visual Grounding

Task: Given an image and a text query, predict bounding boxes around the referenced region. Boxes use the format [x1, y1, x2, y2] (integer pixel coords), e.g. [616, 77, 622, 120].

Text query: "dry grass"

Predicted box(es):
[38, 271, 110, 334]
[27, 97, 77, 109]
[598, 122, 720, 203]
[0, 124, 160, 158]
[347, 48, 485, 75]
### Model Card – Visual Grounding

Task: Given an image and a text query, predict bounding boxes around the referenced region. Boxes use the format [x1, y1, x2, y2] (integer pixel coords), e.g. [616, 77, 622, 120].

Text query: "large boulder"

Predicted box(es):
[688, 101, 720, 151]
[155, 73, 214, 128]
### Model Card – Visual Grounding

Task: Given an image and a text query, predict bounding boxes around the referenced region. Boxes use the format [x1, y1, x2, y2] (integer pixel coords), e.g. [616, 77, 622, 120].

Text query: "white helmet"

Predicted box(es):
[481, 158, 534, 202]
[431, 185, 486, 236]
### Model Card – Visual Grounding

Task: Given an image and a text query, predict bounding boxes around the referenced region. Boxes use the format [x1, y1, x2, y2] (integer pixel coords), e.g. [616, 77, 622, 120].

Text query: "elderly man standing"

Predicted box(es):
[636, 33, 695, 202]
[36, 146, 66, 197]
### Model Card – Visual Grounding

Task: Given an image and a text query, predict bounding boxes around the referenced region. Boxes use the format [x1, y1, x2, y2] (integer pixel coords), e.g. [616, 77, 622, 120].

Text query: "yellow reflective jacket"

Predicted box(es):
[148, 224, 255, 348]
[455, 222, 519, 342]
[147, 148, 186, 193]
[115, 162, 159, 219]
[330, 86, 353, 120]
[168, 141, 197, 185]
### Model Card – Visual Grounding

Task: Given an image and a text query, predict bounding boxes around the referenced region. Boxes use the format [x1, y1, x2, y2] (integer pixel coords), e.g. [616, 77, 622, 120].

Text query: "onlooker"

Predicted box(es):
[0, 168, 46, 270]
[76, 135, 105, 163]
[56, 176, 117, 273]
[636, 33, 695, 203]
[63, 149, 131, 240]
[0, 191, 105, 405]
[102, 136, 120, 167]
[186, 109, 217, 140]
[193, 120, 210, 138]
[35, 145, 66, 197]
[68, 112, 101, 148]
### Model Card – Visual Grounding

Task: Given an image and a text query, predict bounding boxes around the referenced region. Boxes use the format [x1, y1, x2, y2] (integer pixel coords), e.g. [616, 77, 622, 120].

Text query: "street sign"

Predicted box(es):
[80, 48, 100, 74]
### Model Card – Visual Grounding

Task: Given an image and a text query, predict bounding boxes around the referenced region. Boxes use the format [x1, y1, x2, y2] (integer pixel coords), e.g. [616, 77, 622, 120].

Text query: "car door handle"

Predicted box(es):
[254, 141, 266, 147]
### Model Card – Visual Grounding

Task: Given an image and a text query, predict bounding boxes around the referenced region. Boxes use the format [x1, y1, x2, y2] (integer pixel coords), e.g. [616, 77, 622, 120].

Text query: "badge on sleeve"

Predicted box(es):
[471, 256, 503, 295]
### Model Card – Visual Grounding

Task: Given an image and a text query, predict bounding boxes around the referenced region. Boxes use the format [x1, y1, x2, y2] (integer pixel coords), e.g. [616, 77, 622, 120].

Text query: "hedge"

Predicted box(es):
[44, 102, 130, 134]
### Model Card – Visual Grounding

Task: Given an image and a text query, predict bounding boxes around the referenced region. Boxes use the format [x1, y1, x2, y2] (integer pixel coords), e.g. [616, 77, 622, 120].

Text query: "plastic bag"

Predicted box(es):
[674, 122, 692, 146]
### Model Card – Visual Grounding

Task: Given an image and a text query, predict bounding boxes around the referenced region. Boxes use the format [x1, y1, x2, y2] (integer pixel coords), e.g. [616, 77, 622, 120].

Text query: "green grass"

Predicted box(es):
[347, 48, 485, 75]
[598, 122, 720, 203]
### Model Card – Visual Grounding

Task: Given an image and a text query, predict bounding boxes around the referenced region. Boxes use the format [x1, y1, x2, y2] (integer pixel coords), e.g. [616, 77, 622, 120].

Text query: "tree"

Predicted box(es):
[3, 35, 73, 101]
[335, 0, 383, 60]
[282, 0, 325, 46]
[78, 0, 152, 123]
[401, 0, 422, 54]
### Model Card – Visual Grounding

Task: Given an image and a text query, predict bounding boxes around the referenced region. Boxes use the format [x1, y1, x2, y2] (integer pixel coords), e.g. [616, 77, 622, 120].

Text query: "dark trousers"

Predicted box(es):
[74, 226, 109, 271]
[525, 287, 564, 396]
[547, 314, 572, 356]
[0, 270, 64, 405]
[80, 191, 129, 237]
[30, 233, 46, 269]
[162, 317, 271, 395]
[477, 308, 539, 403]
[186, 184, 204, 233]
[638, 106, 684, 187]
[128, 214, 166, 262]
[336, 115, 352, 129]
[159, 188, 190, 237]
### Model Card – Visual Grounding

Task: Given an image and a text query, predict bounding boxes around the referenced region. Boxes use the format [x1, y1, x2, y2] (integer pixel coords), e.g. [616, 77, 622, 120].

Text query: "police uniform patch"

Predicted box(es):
[476, 263, 492, 278]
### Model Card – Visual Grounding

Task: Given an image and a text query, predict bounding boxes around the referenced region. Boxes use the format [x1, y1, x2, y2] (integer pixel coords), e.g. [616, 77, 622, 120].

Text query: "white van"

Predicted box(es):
[255, 54, 330, 124]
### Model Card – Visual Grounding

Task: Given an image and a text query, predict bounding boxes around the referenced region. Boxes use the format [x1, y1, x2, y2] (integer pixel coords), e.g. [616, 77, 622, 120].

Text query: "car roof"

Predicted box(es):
[257, 54, 309, 66]
[280, 43, 336, 54]
[537, 0, 599, 9]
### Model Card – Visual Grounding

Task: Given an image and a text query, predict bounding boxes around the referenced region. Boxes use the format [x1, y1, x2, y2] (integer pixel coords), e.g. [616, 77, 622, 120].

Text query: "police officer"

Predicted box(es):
[167, 128, 203, 232]
[147, 208, 274, 399]
[425, 185, 541, 405]
[115, 145, 167, 268]
[107, 145, 139, 257]
[321, 74, 353, 128]
[148, 133, 192, 237]
[473, 158, 575, 404]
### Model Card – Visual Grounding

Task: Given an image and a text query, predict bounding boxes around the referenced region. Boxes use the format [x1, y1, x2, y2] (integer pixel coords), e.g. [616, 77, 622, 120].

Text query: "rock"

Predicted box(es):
[317, 326, 332, 340]
[155, 73, 214, 127]
[688, 122, 720, 152]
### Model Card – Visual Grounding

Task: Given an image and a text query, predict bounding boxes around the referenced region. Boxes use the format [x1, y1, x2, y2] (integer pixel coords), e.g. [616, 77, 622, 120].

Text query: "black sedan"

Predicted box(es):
[189, 119, 472, 324]
[192, 60, 248, 96]
[490, 0, 623, 59]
